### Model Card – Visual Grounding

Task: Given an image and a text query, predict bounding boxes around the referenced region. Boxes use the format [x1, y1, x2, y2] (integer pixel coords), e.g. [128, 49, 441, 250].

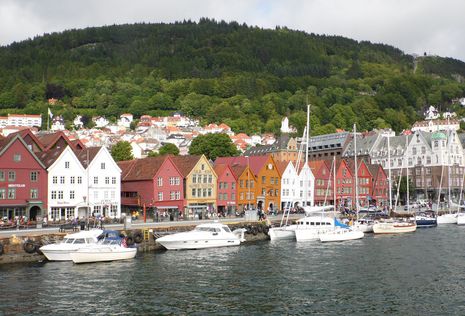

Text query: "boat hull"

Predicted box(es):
[416, 219, 437, 228]
[456, 214, 465, 225]
[157, 238, 240, 250]
[352, 223, 374, 233]
[295, 228, 333, 241]
[373, 222, 417, 234]
[40, 249, 75, 261]
[70, 247, 137, 263]
[437, 214, 457, 224]
[319, 229, 364, 242]
[268, 226, 296, 241]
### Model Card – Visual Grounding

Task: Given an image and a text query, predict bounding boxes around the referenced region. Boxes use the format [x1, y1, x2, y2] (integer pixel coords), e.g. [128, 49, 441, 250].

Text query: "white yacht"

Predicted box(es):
[352, 218, 375, 233]
[268, 225, 297, 241]
[40, 229, 103, 261]
[70, 239, 137, 264]
[156, 222, 246, 250]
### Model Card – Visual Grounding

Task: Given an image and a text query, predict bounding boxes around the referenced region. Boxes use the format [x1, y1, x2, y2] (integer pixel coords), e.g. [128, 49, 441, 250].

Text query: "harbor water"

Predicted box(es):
[1, 226, 465, 315]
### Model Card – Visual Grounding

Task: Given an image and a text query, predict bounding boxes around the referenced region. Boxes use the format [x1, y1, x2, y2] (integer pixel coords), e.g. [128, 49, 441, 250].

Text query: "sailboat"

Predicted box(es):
[438, 130, 459, 224]
[269, 104, 311, 241]
[317, 156, 364, 242]
[373, 133, 417, 234]
[351, 124, 374, 233]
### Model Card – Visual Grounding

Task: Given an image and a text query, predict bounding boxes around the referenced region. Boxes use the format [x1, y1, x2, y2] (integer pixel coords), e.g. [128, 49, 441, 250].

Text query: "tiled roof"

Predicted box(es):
[213, 164, 228, 178]
[74, 147, 101, 168]
[170, 155, 202, 177]
[230, 164, 247, 179]
[118, 156, 167, 181]
[215, 155, 269, 177]
[36, 147, 67, 168]
[275, 160, 290, 175]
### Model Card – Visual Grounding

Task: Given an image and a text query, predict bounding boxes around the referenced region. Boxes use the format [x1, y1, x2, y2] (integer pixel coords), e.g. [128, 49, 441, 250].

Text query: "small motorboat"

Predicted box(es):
[319, 228, 364, 242]
[156, 222, 246, 250]
[415, 211, 437, 228]
[39, 229, 103, 261]
[373, 220, 417, 234]
[69, 237, 137, 264]
[351, 217, 375, 233]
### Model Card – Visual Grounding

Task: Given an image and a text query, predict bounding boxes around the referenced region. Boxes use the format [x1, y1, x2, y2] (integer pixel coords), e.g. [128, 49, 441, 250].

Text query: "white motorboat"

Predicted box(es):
[372, 221, 417, 234]
[40, 229, 103, 261]
[351, 218, 374, 233]
[268, 225, 297, 241]
[156, 222, 246, 250]
[319, 228, 364, 242]
[70, 239, 137, 264]
[437, 213, 457, 224]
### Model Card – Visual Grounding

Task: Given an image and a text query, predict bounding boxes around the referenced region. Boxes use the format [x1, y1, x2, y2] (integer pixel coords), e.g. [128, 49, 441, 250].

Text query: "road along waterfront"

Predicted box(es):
[1, 225, 465, 315]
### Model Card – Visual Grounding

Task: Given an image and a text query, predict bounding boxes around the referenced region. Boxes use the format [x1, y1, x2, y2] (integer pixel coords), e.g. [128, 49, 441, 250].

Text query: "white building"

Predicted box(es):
[40, 146, 89, 221]
[424, 106, 440, 120]
[93, 116, 109, 128]
[0, 114, 42, 128]
[51, 115, 65, 131]
[73, 115, 84, 129]
[81, 147, 122, 219]
[280, 161, 314, 210]
[411, 119, 460, 133]
[117, 113, 133, 128]
[280, 117, 297, 134]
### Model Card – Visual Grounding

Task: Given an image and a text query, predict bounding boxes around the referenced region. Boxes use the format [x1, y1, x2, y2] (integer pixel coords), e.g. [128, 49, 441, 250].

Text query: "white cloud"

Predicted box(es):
[0, 0, 464, 61]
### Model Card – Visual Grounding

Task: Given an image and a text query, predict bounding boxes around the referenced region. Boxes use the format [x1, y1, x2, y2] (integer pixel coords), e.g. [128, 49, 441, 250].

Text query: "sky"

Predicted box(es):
[1, 0, 464, 62]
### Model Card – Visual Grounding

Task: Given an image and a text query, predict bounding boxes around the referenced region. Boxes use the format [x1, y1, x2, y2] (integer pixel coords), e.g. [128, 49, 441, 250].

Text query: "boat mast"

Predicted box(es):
[333, 156, 337, 214]
[406, 134, 409, 213]
[387, 131, 392, 212]
[305, 103, 310, 207]
[354, 124, 359, 220]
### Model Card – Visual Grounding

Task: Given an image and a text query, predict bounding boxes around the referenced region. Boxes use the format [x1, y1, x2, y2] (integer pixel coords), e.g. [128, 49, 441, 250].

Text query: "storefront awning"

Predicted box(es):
[155, 206, 179, 209]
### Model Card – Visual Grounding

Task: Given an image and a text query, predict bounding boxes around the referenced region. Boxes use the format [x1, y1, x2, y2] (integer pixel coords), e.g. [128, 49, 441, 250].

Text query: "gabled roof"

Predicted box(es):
[213, 164, 228, 179]
[170, 155, 202, 177]
[74, 147, 101, 168]
[275, 160, 290, 175]
[36, 146, 67, 168]
[0, 133, 46, 169]
[8, 129, 45, 151]
[118, 156, 167, 181]
[308, 160, 332, 175]
[215, 155, 270, 177]
[36, 131, 78, 151]
[230, 164, 247, 179]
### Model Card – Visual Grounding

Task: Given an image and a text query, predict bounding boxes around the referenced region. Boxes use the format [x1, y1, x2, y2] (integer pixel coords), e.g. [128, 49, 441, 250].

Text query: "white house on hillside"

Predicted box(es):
[93, 116, 109, 128]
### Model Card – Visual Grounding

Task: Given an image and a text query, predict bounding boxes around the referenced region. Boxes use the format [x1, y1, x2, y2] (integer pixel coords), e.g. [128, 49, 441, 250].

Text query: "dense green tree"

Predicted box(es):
[148, 143, 180, 157]
[189, 133, 239, 160]
[111, 141, 134, 162]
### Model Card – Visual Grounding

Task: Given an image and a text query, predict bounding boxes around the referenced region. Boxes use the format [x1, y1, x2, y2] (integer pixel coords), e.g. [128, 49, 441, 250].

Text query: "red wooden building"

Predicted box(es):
[214, 164, 238, 215]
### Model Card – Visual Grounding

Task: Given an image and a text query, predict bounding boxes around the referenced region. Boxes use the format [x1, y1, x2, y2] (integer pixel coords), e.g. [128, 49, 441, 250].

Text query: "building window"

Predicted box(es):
[203, 175, 208, 183]
[0, 171, 4, 182]
[30, 189, 38, 199]
[8, 171, 15, 182]
[30, 171, 38, 182]
[70, 191, 75, 199]
[240, 180, 243, 188]
[157, 177, 163, 186]
[158, 192, 163, 201]
[193, 175, 197, 183]
[70, 176, 75, 184]
[60, 176, 65, 184]
[175, 177, 180, 185]
[208, 175, 212, 183]
[51, 191, 57, 199]
[175, 191, 180, 199]
[94, 177, 98, 184]
[203, 188, 207, 197]
[77, 176, 82, 184]
[192, 188, 196, 197]
[105, 177, 110, 184]
[169, 177, 175, 185]
[104, 191, 109, 199]
[232, 192, 236, 200]
[101, 163, 106, 169]
[94, 191, 99, 199]
[232, 182, 236, 190]
[208, 188, 212, 197]
[201, 164, 205, 170]
[112, 177, 116, 184]
[262, 176, 266, 184]
[8, 188, 15, 199]
[13, 154, 21, 162]
[111, 191, 116, 199]
[58, 191, 64, 199]
[0, 188, 5, 199]
[65, 161, 70, 169]
[170, 192, 175, 200]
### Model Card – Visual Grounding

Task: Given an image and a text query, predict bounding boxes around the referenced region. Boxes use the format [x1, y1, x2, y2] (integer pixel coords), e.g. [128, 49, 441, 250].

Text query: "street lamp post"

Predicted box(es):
[246, 156, 251, 210]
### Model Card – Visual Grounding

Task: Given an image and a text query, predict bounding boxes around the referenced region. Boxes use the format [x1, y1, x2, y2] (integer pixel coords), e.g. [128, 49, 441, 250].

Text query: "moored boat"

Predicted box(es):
[39, 229, 104, 261]
[156, 222, 245, 250]
[437, 213, 458, 224]
[373, 221, 417, 234]
[69, 239, 137, 264]
[415, 211, 437, 228]
[319, 228, 364, 242]
[268, 225, 297, 241]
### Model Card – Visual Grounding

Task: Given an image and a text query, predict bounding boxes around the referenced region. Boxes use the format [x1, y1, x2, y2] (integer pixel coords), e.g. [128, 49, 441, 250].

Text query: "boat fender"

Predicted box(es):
[23, 240, 37, 254]
[245, 226, 253, 234]
[264, 226, 269, 235]
[0, 243, 3, 255]
[126, 236, 135, 246]
[257, 225, 263, 233]
[252, 227, 258, 235]
[133, 232, 143, 244]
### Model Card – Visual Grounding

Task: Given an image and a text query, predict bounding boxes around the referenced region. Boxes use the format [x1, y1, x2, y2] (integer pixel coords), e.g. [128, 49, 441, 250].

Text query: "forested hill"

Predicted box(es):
[0, 19, 464, 135]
